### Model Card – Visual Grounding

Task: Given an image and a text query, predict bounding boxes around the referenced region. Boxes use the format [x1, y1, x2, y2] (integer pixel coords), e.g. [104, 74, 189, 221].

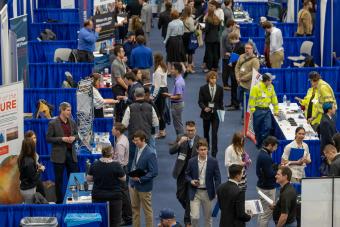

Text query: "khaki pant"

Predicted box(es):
[129, 187, 153, 227]
[190, 189, 212, 227]
[257, 187, 276, 227]
[270, 50, 284, 68]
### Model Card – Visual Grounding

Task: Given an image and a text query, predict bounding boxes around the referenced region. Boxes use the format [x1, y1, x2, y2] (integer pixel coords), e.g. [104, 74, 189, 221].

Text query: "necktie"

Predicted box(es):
[211, 86, 215, 100]
[189, 139, 193, 148]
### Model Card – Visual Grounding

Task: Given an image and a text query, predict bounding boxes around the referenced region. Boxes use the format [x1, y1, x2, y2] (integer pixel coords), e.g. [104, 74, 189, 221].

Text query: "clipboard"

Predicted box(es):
[228, 53, 240, 64]
[289, 148, 304, 161]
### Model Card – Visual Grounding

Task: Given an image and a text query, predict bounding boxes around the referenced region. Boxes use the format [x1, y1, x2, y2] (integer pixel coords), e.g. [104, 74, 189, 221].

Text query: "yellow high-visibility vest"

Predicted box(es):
[299, 87, 322, 126]
[249, 81, 279, 114]
[317, 79, 337, 110]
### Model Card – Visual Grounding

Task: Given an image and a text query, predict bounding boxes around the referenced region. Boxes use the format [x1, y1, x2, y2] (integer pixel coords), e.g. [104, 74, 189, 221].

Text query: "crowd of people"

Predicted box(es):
[16, 0, 340, 227]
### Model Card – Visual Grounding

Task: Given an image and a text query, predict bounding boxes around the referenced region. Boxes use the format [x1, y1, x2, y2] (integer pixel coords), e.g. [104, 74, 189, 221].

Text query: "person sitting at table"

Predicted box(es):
[281, 127, 311, 183]
[295, 85, 322, 131]
[17, 136, 45, 204]
[87, 146, 126, 227]
[92, 76, 119, 118]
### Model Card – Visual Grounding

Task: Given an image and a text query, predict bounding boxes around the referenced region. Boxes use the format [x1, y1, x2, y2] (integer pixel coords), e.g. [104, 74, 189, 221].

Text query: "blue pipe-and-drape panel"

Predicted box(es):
[24, 88, 113, 116]
[260, 67, 340, 94]
[28, 63, 93, 88]
[240, 36, 315, 67]
[34, 8, 80, 23]
[29, 23, 80, 41]
[274, 140, 321, 177]
[239, 23, 298, 38]
[36, 0, 61, 8]
[28, 41, 78, 63]
[24, 118, 115, 155]
[0, 203, 108, 227]
[240, 2, 268, 22]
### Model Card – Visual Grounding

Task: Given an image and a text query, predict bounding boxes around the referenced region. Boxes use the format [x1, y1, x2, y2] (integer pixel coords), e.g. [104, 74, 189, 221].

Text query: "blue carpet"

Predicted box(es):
[135, 22, 275, 227]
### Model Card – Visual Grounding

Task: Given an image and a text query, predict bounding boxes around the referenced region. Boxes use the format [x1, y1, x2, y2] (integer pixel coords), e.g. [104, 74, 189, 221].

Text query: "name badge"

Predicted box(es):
[312, 98, 318, 104]
[241, 67, 246, 72]
[262, 93, 267, 98]
[208, 102, 215, 108]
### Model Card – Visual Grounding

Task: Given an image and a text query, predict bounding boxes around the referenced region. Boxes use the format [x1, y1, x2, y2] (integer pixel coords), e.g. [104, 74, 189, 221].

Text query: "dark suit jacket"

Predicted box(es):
[330, 154, 340, 176]
[185, 156, 221, 200]
[130, 145, 158, 192]
[217, 181, 251, 227]
[320, 114, 337, 152]
[169, 135, 201, 178]
[198, 84, 224, 120]
[158, 10, 171, 39]
[46, 117, 79, 163]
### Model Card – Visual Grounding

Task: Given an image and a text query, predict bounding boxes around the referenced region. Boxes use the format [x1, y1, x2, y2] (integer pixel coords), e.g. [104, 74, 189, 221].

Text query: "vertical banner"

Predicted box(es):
[0, 4, 11, 85]
[0, 81, 24, 204]
[93, 0, 115, 42]
[244, 68, 262, 144]
[61, 0, 75, 8]
[9, 15, 28, 85]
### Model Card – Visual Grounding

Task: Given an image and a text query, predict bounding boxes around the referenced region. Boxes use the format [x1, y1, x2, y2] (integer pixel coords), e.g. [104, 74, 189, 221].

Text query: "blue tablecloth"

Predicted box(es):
[24, 118, 115, 156]
[240, 22, 298, 38]
[34, 8, 80, 23]
[0, 203, 108, 227]
[240, 36, 315, 67]
[28, 63, 94, 88]
[29, 23, 80, 40]
[63, 173, 91, 204]
[28, 40, 78, 63]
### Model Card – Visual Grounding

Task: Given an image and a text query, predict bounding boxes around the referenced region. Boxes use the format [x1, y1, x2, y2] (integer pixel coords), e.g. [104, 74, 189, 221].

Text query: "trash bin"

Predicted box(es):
[64, 213, 102, 227]
[20, 217, 58, 227]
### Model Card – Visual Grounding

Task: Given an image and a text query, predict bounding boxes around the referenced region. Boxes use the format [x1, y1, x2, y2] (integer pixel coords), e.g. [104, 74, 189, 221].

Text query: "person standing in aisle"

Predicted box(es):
[198, 71, 224, 157]
[77, 19, 101, 62]
[46, 102, 79, 203]
[158, 2, 173, 40]
[249, 73, 278, 148]
[296, 0, 313, 36]
[163, 63, 186, 136]
[319, 102, 337, 152]
[139, 0, 152, 43]
[256, 136, 279, 227]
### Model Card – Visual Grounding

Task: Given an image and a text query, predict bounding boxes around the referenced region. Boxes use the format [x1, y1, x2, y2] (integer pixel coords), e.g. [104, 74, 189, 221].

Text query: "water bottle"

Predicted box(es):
[85, 159, 91, 175]
[283, 94, 287, 105]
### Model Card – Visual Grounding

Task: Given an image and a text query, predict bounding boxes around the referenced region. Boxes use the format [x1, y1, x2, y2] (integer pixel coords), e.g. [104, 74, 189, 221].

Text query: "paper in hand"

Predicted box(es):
[258, 190, 274, 205]
[117, 16, 125, 24]
[245, 200, 264, 215]
[217, 110, 225, 122]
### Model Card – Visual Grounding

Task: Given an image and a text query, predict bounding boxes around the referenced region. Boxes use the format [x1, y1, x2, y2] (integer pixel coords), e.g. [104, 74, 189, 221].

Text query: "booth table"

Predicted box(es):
[64, 173, 92, 204]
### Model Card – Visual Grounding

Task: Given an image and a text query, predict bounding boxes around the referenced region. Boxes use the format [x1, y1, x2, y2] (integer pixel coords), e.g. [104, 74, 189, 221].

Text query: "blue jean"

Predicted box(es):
[253, 109, 272, 148]
[238, 86, 249, 119]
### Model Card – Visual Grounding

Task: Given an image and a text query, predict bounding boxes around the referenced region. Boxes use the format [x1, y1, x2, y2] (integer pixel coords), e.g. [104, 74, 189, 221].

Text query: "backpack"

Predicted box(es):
[39, 29, 56, 41]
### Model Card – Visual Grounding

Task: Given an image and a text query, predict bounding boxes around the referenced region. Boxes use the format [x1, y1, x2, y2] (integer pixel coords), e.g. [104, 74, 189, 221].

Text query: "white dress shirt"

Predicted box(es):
[136, 144, 147, 163]
[93, 87, 105, 109]
[269, 27, 284, 54]
[152, 67, 168, 98]
[224, 144, 243, 176]
[198, 156, 208, 188]
[164, 19, 184, 44]
[208, 84, 216, 101]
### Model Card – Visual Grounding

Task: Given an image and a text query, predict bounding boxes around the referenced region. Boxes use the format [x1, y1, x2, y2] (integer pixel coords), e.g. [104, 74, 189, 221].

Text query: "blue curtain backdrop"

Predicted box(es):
[28, 63, 93, 88]
[24, 118, 114, 155]
[29, 23, 80, 40]
[240, 36, 315, 67]
[241, 2, 268, 22]
[240, 23, 298, 38]
[0, 203, 108, 227]
[260, 67, 340, 94]
[28, 40, 78, 63]
[34, 8, 80, 23]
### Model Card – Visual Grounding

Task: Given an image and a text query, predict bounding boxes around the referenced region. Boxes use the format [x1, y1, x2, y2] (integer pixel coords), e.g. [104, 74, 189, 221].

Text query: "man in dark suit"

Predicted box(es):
[198, 71, 224, 157]
[46, 102, 79, 203]
[158, 2, 172, 40]
[129, 130, 158, 227]
[217, 164, 252, 227]
[185, 138, 221, 227]
[320, 102, 337, 152]
[169, 121, 201, 226]
[324, 145, 340, 176]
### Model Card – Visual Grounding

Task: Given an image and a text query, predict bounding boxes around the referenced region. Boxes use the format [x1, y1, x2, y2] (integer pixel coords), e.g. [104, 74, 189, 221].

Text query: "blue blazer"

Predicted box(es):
[185, 156, 221, 200]
[130, 145, 158, 192]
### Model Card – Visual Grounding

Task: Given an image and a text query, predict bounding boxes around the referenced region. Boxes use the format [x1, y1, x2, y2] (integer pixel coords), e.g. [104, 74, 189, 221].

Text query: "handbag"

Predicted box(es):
[188, 32, 199, 51]
[196, 27, 203, 47]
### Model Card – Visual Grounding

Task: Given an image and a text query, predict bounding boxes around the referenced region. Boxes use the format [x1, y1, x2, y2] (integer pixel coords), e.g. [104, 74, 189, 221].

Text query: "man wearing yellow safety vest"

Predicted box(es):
[249, 73, 279, 148]
[308, 71, 337, 111]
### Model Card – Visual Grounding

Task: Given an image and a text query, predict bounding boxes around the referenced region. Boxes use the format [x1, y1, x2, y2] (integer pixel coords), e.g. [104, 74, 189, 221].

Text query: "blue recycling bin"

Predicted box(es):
[64, 213, 102, 227]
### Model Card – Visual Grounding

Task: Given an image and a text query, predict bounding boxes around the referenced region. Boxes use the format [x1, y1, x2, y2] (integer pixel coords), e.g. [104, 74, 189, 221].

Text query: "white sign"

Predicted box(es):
[0, 82, 24, 163]
[61, 0, 75, 9]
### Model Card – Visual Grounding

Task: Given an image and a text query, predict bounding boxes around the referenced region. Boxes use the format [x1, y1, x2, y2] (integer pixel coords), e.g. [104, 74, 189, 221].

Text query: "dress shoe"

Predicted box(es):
[225, 104, 233, 108]
[223, 86, 231, 90]
[226, 106, 240, 111]
[120, 220, 132, 226]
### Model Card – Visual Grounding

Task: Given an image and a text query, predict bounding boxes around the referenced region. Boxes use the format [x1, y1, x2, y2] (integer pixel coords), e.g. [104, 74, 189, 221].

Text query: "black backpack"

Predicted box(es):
[39, 29, 56, 41]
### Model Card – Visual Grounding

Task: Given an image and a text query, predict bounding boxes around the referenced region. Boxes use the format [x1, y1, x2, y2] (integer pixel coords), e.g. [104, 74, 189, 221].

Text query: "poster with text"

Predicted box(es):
[0, 82, 24, 204]
[93, 0, 115, 42]
[10, 15, 28, 86]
